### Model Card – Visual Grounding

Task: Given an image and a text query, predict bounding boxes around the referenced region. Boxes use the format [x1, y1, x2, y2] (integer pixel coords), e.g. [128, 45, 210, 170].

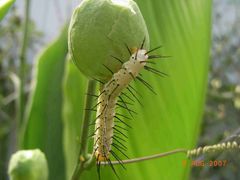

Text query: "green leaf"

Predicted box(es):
[63, 0, 212, 179]
[62, 61, 88, 179]
[21, 26, 68, 180]
[0, 0, 15, 21]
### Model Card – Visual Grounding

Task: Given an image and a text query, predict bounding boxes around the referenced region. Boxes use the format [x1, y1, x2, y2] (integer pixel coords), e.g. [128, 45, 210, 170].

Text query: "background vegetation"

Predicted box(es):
[0, 0, 239, 180]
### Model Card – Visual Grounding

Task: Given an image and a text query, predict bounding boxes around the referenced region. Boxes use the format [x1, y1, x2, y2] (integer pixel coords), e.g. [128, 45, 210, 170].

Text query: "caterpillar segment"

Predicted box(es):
[94, 49, 148, 161]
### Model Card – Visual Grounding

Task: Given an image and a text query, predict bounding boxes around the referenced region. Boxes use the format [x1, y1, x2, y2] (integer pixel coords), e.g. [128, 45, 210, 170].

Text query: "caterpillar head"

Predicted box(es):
[121, 49, 148, 77]
[131, 49, 148, 63]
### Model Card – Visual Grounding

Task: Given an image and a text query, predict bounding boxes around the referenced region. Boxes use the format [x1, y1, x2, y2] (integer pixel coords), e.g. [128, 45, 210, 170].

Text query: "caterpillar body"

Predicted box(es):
[94, 49, 148, 162]
[90, 41, 167, 178]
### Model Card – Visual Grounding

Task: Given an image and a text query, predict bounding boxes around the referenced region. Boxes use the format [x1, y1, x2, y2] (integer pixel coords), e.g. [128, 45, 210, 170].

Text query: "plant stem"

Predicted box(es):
[18, 0, 30, 139]
[101, 148, 188, 165]
[71, 80, 97, 180]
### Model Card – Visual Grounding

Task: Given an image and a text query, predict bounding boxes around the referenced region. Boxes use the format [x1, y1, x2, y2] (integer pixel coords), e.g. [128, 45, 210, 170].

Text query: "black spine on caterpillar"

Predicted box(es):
[94, 49, 148, 162]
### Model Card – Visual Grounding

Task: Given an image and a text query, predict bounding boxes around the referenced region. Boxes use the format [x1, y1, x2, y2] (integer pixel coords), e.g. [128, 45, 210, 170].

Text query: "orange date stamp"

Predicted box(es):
[182, 160, 228, 167]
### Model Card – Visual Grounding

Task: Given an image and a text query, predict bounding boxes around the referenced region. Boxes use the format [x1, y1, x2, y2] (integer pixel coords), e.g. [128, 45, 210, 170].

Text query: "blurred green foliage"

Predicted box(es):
[191, 1, 240, 180]
[0, 7, 42, 179]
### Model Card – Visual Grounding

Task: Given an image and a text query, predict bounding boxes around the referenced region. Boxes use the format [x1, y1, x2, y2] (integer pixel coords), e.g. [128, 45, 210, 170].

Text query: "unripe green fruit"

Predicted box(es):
[68, 0, 149, 81]
[8, 149, 48, 180]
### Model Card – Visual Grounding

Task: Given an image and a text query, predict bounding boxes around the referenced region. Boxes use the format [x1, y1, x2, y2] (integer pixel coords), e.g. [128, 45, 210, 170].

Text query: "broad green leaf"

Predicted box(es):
[0, 0, 15, 21]
[22, 27, 68, 180]
[63, 0, 212, 179]
[62, 61, 87, 179]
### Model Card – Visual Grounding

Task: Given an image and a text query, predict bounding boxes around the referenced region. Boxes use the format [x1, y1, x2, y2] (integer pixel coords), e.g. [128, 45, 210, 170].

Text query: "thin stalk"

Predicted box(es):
[71, 80, 97, 180]
[101, 148, 187, 165]
[18, 0, 30, 138]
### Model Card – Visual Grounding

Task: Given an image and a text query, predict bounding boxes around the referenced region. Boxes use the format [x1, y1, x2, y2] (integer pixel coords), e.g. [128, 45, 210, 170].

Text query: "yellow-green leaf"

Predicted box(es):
[21, 27, 68, 180]
[0, 0, 15, 21]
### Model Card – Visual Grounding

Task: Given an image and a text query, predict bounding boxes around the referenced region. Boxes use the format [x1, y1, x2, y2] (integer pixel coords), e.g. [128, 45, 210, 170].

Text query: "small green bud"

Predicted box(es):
[68, 0, 149, 81]
[8, 149, 48, 180]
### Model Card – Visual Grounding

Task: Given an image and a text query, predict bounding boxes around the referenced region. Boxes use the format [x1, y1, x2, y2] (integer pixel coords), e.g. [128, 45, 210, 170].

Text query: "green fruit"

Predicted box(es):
[68, 0, 149, 81]
[8, 149, 48, 180]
